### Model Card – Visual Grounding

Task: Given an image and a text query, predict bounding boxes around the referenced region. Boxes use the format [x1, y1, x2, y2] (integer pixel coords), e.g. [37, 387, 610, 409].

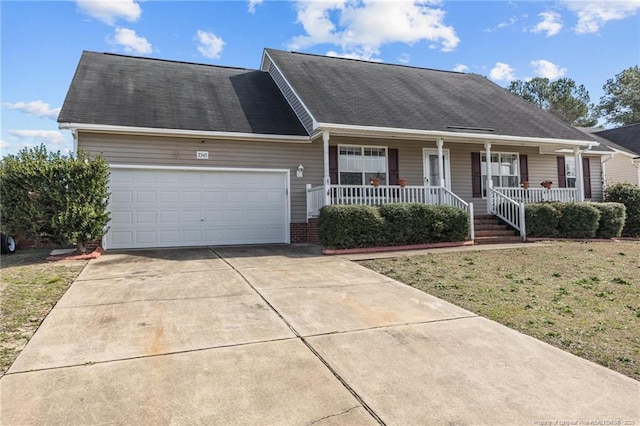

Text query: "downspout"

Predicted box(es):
[322, 131, 331, 207]
[601, 153, 615, 192]
[485, 141, 492, 214]
[574, 147, 584, 202]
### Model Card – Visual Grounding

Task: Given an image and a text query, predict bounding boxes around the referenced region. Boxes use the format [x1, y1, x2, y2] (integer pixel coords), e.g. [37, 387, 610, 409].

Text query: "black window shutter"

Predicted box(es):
[388, 148, 399, 185]
[519, 155, 529, 184]
[557, 156, 566, 188]
[582, 157, 592, 199]
[328, 146, 338, 184]
[471, 152, 482, 197]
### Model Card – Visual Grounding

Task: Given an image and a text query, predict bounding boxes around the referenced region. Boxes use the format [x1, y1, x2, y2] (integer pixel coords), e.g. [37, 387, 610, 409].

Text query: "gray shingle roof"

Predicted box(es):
[58, 51, 308, 136]
[594, 123, 640, 155]
[266, 49, 594, 142]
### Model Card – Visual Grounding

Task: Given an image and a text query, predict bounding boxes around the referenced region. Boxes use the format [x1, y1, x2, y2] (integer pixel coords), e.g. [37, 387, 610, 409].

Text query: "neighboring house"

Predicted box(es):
[58, 49, 602, 249]
[590, 124, 640, 187]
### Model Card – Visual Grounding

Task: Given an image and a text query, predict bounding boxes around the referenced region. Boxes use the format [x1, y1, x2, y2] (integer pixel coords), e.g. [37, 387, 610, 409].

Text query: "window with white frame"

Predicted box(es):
[481, 152, 519, 195]
[338, 145, 387, 185]
[565, 155, 577, 188]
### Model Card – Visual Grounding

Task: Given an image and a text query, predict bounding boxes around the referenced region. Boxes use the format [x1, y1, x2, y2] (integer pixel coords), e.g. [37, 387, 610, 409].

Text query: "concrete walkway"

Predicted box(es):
[1, 245, 638, 425]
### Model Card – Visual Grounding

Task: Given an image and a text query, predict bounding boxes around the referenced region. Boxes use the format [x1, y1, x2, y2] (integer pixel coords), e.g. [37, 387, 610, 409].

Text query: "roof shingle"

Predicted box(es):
[58, 51, 309, 136]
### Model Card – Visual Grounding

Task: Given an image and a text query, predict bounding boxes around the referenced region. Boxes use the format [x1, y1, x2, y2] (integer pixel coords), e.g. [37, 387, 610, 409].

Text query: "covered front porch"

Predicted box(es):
[304, 130, 596, 241]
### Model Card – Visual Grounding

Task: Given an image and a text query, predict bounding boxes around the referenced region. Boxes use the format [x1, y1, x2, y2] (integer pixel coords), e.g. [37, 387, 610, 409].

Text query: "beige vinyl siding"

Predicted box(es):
[585, 155, 603, 201]
[78, 132, 323, 223]
[605, 153, 640, 186]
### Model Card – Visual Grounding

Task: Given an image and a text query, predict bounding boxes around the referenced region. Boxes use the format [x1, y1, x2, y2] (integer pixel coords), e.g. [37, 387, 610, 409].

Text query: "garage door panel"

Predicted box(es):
[107, 169, 288, 249]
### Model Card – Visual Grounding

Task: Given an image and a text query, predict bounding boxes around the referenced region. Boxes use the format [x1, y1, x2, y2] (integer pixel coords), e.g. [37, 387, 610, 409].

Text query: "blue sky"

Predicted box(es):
[1, 0, 639, 156]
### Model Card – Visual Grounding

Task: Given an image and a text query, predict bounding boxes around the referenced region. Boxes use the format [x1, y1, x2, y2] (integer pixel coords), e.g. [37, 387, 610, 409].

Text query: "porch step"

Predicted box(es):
[473, 214, 522, 245]
[474, 229, 520, 238]
[474, 235, 524, 245]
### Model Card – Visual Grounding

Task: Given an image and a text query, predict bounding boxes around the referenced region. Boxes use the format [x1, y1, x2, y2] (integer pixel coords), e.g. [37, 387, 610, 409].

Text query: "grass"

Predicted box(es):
[0, 249, 87, 376]
[360, 241, 640, 381]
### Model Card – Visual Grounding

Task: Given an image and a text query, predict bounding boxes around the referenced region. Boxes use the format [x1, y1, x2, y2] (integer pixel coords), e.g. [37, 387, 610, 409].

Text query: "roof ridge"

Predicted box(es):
[264, 47, 468, 75]
[86, 50, 258, 72]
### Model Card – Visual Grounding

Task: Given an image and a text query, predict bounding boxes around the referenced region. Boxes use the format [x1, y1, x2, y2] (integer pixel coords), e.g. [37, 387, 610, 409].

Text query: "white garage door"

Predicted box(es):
[106, 167, 289, 249]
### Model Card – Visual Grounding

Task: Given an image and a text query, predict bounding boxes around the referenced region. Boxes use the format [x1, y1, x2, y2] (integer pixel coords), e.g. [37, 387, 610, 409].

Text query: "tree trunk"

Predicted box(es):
[76, 238, 87, 254]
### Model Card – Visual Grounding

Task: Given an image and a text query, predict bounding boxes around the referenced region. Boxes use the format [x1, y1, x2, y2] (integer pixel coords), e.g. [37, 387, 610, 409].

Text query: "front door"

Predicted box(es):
[423, 149, 451, 188]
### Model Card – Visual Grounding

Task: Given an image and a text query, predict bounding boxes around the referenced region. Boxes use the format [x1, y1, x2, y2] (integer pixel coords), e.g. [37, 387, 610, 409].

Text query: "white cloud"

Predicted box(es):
[530, 59, 567, 79]
[248, 0, 263, 14]
[326, 50, 382, 61]
[532, 11, 563, 36]
[489, 62, 516, 81]
[76, 0, 141, 25]
[484, 16, 517, 32]
[196, 30, 225, 59]
[2, 100, 61, 119]
[9, 130, 66, 145]
[0, 139, 9, 149]
[109, 27, 152, 55]
[453, 64, 469, 72]
[290, 0, 459, 60]
[397, 53, 410, 64]
[563, 0, 640, 34]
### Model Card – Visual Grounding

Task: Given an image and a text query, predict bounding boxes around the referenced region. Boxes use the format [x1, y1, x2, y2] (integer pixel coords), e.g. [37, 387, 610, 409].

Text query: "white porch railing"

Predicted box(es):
[306, 184, 326, 218]
[495, 187, 578, 204]
[488, 187, 525, 240]
[306, 184, 475, 240]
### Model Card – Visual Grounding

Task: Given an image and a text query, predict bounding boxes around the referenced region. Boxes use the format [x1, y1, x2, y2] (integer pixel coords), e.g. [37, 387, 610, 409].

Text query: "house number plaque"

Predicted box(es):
[196, 151, 209, 159]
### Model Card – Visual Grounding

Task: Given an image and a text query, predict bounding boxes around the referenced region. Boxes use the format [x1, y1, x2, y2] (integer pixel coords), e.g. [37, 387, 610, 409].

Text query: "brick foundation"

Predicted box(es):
[290, 219, 319, 244]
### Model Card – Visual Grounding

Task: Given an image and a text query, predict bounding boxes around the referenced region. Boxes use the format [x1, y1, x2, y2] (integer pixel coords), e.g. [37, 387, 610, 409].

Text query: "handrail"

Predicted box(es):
[488, 187, 525, 239]
[306, 184, 326, 219]
[495, 187, 577, 204]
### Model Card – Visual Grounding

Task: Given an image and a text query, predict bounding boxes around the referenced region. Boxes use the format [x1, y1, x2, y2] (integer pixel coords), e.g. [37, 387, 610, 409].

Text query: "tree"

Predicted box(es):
[598, 66, 640, 126]
[507, 77, 598, 127]
[0, 145, 110, 253]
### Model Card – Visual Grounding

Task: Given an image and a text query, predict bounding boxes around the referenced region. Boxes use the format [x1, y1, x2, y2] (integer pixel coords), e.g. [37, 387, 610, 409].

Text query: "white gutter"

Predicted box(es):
[601, 153, 615, 190]
[58, 122, 312, 144]
[316, 122, 599, 148]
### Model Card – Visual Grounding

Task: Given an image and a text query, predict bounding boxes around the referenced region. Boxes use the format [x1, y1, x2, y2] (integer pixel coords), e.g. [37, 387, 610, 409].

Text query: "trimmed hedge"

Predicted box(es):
[379, 204, 470, 245]
[605, 183, 640, 237]
[593, 203, 626, 238]
[317, 205, 385, 249]
[318, 203, 470, 249]
[525, 203, 560, 237]
[557, 203, 600, 238]
[525, 202, 626, 239]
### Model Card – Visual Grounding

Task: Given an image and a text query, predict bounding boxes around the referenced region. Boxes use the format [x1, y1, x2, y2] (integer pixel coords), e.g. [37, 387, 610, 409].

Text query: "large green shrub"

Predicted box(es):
[318, 203, 469, 249]
[525, 203, 560, 237]
[557, 203, 600, 238]
[592, 202, 626, 238]
[605, 183, 640, 237]
[0, 145, 110, 252]
[317, 205, 385, 249]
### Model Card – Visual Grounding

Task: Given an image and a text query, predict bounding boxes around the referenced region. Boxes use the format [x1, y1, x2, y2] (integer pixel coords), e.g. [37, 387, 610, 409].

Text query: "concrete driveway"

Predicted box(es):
[1, 245, 638, 425]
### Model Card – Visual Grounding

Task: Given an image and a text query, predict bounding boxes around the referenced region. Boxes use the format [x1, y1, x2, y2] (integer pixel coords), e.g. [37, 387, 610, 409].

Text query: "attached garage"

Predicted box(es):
[106, 166, 290, 249]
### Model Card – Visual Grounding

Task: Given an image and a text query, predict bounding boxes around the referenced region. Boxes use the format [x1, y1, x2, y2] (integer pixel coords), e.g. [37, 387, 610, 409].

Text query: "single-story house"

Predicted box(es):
[588, 124, 640, 187]
[58, 48, 604, 250]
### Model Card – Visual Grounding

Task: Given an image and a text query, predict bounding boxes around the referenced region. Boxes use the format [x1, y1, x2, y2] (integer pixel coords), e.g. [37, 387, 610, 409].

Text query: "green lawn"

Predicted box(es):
[361, 241, 640, 380]
[0, 250, 87, 375]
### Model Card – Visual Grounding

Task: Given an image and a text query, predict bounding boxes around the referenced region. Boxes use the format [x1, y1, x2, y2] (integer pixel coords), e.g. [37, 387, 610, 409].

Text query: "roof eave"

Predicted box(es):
[58, 123, 312, 144]
[316, 122, 598, 148]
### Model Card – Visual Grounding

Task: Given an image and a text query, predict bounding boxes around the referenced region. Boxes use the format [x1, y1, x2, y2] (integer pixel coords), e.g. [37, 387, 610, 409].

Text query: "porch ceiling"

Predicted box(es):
[314, 123, 598, 150]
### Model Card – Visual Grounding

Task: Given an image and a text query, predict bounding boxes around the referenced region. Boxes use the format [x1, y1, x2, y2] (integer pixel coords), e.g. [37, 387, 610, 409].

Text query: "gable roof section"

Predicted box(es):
[58, 51, 308, 137]
[265, 49, 594, 143]
[594, 123, 640, 155]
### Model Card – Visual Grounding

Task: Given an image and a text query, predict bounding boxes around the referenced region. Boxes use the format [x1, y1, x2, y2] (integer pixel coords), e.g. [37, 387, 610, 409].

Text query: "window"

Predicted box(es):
[338, 145, 387, 185]
[481, 152, 519, 195]
[565, 155, 577, 188]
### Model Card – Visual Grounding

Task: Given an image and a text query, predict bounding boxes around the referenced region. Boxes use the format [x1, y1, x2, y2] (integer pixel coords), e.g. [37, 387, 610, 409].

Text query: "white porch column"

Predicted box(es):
[574, 146, 584, 202]
[437, 138, 445, 187]
[323, 131, 331, 206]
[485, 141, 492, 214]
